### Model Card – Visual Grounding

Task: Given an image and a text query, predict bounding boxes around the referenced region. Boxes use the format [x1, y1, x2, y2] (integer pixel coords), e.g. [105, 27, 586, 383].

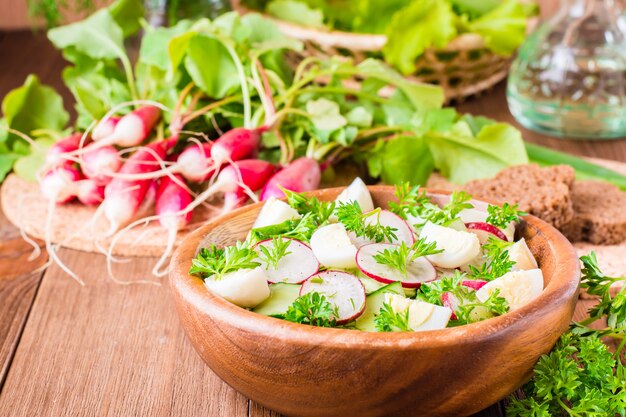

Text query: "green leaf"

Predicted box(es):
[139, 20, 193, 70]
[48, 9, 126, 61]
[13, 137, 55, 182]
[383, 0, 457, 75]
[266, 0, 325, 28]
[346, 106, 373, 128]
[468, 0, 528, 55]
[1, 75, 69, 145]
[374, 135, 435, 185]
[426, 121, 528, 183]
[356, 59, 445, 111]
[0, 153, 19, 182]
[306, 98, 347, 131]
[183, 34, 240, 99]
[108, 0, 144, 38]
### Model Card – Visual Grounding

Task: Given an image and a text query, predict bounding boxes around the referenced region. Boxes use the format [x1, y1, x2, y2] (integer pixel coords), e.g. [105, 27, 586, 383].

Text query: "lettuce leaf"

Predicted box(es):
[266, 0, 325, 28]
[383, 0, 457, 75]
[468, 0, 529, 55]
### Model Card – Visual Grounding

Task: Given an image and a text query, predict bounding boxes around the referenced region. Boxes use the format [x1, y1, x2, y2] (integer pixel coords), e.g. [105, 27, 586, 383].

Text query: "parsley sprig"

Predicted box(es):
[468, 236, 515, 281]
[389, 183, 431, 220]
[486, 203, 526, 229]
[258, 237, 292, 270]
[284, 292, 338, 327]
[248, 213, 318, 243]
[506, 252, 626, 417]
[190, 242, 260, 280]
[281, 187, 335, 225]
[336, 201, 398, 243]
[374, 302, 411, 332]
[372, 238, 443, 276]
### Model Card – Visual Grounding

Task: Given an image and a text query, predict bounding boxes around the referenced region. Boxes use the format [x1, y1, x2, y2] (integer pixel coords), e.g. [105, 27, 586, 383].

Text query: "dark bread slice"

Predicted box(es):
[462, 164, 575, 228]
[560, 180, 626, 245]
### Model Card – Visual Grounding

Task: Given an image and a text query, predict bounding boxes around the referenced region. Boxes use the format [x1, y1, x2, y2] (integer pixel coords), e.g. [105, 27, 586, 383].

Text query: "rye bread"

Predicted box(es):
[560, 180, 626, 245]
[462, 164, 576, 228]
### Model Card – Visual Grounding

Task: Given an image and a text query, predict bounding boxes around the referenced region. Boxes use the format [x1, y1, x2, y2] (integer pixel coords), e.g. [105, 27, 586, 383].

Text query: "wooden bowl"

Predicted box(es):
[169, 187, 580, 417]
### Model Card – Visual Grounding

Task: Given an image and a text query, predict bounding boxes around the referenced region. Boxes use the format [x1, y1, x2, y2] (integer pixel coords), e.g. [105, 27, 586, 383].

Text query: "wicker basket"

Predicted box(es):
[232, 0, 538, 102]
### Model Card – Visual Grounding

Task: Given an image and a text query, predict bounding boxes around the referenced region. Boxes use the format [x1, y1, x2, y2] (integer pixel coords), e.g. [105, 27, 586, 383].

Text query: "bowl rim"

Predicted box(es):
[170, 186, 580, 349]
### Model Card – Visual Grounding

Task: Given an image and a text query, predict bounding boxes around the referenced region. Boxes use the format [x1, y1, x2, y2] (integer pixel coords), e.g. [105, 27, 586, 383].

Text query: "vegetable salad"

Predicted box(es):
[191, 178, 543, 332]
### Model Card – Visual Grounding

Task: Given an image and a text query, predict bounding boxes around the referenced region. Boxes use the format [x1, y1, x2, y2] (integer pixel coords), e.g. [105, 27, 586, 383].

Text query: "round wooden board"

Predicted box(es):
[0, 174, 220, 257]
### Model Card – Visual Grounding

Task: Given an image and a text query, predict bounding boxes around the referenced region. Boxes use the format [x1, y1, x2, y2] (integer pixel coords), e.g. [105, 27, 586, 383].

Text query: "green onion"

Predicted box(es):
[525, 142, 626, 191]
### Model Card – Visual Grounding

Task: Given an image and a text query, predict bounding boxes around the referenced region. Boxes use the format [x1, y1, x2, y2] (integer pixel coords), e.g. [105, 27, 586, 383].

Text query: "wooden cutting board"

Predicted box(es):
[2, 158, 626, 278]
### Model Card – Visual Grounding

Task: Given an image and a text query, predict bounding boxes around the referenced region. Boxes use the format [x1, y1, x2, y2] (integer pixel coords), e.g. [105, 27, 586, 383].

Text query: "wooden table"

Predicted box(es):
[0, 30, 621, 417]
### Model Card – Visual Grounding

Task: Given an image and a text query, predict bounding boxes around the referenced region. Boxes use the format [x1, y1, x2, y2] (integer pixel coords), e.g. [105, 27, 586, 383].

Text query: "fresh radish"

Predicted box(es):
[310, 223, 358, 269]
[80, 144, 122, 185]
[204, 267, 271, 308]
[356, 243, 437, 288]
[348, 210, 415, 248]
[209, 159, 276, 212]
[419, 222, 481, 269]
[151, 173, 193, 276]
[92, 116, 121, 141]
[40, 165, 83, 204]
[76, 179, 105, 205]
[105, 105, 161, 147]
[462, 279, 488, 291]
[45, 133, 86, 168]
[441, 292, 461, 320]
[177, 142, 215, 183]
[211, 127, 263, 166]
[252, 197, 300, 228]
[476, 269, 544, 311]
[300, 271, 366, 324]
[460, 208, 515, 241]
[260, 157, 321, 200]
[103, 137, 176, 231]
[255, 238, 319, 284]
[465, 222, 508, 243]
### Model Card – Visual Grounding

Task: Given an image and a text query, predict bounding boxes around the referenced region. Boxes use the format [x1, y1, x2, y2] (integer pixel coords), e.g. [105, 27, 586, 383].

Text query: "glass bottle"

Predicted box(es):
[507, 0, 626, 139]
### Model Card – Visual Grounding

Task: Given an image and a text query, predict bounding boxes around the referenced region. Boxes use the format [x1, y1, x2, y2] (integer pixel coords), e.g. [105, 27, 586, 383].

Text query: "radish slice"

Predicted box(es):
[507, 239, 538, 271]
[465, 222, 508, 243]
[356, 243, 436, 288]
[310, 223, 358, 269]
[441, 292, 461, 320]
[460, 208, 515, 241]
[255, 238, 319, 284]
[371, 210, 414, 245]
[476, 269, 544, 311]
[462, 280, 488, 291]
[419, 222, 480, 269]
[300, 271, 366, 324]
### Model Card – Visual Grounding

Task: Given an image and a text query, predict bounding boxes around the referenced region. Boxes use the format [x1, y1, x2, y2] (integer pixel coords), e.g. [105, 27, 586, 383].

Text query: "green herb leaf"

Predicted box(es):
[336, 201, 398, 243]
[258, 237, 292, 270]
[374, 302, 411, 332]
[266, 0, 325, 28]
[486, 202, 526, 229]
[468, 236, 514, 281]
[373, 239, 442, 276]
[284, 292, 338, 327]
[282, 187, 335, 225]
[190, 243, 261, 279]
[468, 0, 530, 56]
[388, 182, 431, 220]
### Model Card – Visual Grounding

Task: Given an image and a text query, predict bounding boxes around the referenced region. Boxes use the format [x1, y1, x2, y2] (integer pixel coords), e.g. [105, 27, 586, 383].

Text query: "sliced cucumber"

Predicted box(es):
[355, 282, 404, 332]
[360, 276, 386, 295]
[252, 283, 301, 317]
[403, 287, 417, 298]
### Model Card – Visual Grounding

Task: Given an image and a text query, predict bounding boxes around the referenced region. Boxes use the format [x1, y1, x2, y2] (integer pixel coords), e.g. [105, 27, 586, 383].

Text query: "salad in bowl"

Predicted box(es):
[189, 178, 542, 332]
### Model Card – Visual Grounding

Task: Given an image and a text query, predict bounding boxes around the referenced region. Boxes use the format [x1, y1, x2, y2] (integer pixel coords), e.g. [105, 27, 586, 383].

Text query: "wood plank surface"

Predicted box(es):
[1, 5, 626, 414]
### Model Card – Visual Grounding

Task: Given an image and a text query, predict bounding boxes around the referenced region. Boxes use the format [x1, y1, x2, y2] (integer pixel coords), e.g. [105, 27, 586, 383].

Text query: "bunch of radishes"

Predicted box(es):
[39, 104, 324, 282]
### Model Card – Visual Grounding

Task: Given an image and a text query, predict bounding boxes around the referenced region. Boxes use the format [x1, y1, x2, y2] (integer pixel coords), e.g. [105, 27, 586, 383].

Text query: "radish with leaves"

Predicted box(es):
[260, 157, 321, 200]
[80, 144, 122, 185]
[45, 133, 87, 168]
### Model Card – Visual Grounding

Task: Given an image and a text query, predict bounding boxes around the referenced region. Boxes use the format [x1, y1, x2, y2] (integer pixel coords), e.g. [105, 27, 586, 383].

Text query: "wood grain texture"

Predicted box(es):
[170, 187, 580, 417]
[0, 249, 249, 417]
[0, 208, 47, 389]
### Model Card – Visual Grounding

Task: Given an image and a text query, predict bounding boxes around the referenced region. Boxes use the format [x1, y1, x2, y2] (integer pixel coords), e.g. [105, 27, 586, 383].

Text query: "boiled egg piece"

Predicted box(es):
[331, 177, 374, 221]
[507, 238, 538, 271]
[384, 293, 452, 331]
[253, 197, 300, 228]
[419, 222, 481, 269]
[205, 267, 270, 308]
[476, 269, 544, 311]
[310, 223, 358, 269]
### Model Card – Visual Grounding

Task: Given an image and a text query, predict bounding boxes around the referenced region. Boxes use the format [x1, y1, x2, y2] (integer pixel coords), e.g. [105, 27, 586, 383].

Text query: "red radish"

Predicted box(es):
[348, 210, 415, 247]
[76, 179, 105, 205]
[300, 270, 366, 324]
[106, 105, 161, 147]
[441, 292, 461, 320]
[151, 173, 193, 276]
[462, 279, 488, 291]
[80, 144, 122, 185]
[103, 137, 177, 231]
[92, 116, 121, 141]
[211, 127, 263, 166]
[260, 157, 321, 200]
[177, 142, 215, 183]
[45, 133, 87, 168]
[356, 243, 437, 288]
[255, 238, 319, 284]
[40, 165, 83, 204]
[465, 222, 508, 243]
